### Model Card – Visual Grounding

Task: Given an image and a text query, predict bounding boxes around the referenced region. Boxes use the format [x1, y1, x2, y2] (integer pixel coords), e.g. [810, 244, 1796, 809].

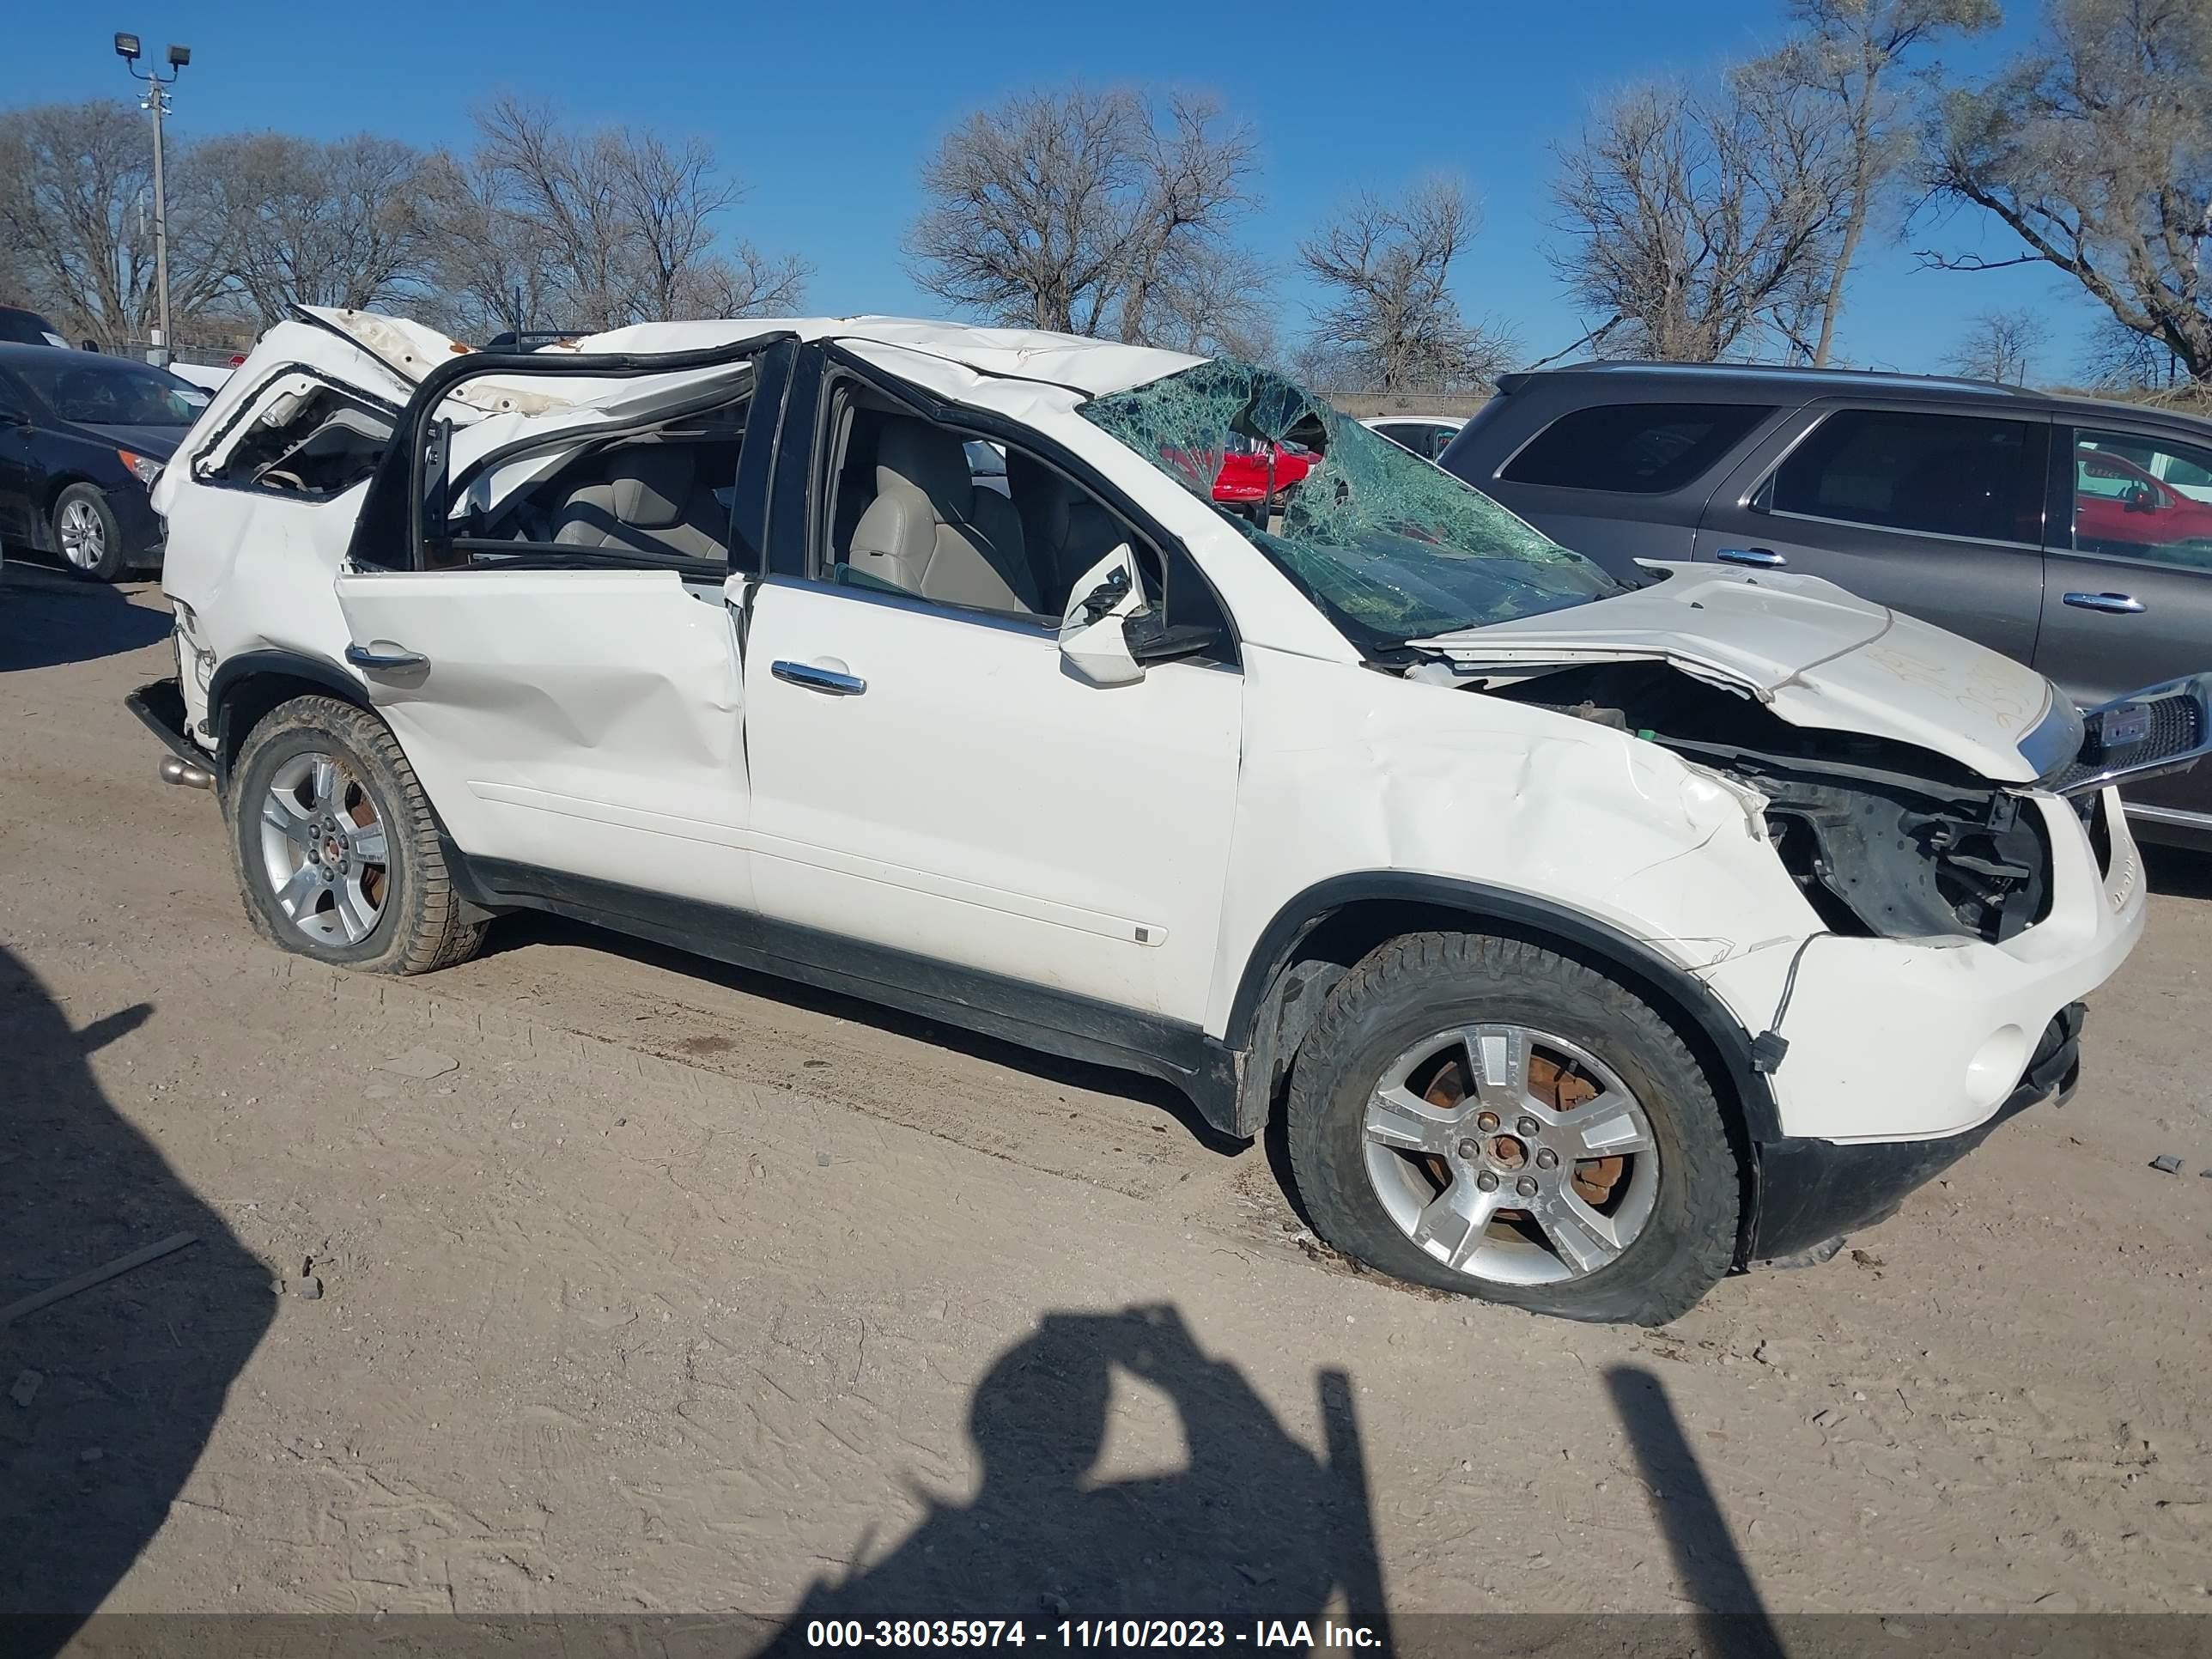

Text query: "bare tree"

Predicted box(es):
[0, 100, 228, 347]
[1116, 94, 1262, 346]
[187, 132, 438, 324]
[2078, 314, 2190, 391]
[416, 149, 563, 340]
[471, 96, 805, 331]
[1766, 0, 1999, 364]
[1946, 307, 2037, 381]
[1921, 0, 2212, 381]
[1550, 63, 1854, 362]
[1299, 178, 1514, 392]
[666, 246, 808, 319]
[905, 85, 1261, 341]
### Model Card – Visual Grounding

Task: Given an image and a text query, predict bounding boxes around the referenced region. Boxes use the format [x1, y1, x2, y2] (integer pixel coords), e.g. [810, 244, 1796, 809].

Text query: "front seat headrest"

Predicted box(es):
[876, 419, 975, 513]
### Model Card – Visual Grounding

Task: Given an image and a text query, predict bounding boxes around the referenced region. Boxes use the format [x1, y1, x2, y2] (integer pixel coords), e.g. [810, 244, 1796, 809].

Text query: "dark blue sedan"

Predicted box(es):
[0, 344, 208, 581]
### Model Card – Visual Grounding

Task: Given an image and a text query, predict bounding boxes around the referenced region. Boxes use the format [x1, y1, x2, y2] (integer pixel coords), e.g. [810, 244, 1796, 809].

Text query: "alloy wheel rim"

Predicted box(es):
[58, 500, 104, 570]
[1360, 1024, 1659, 1285]
[257, 751, 390, 945]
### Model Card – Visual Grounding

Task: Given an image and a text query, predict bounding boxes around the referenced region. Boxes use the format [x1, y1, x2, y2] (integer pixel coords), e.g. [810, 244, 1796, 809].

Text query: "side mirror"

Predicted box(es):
[1058, 545, 1148, 687]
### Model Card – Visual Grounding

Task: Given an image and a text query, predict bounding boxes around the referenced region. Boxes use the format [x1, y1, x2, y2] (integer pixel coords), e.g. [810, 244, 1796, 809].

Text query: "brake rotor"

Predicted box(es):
[1416, 1043, 1630, 1212]
[1532, 1052, 1628, 1206]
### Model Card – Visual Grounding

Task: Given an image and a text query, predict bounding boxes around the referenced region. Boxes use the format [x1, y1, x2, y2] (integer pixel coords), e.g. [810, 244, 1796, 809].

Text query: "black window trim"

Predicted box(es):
[1743, 400, 2054, 553]
[1492, 398, 1781, 495]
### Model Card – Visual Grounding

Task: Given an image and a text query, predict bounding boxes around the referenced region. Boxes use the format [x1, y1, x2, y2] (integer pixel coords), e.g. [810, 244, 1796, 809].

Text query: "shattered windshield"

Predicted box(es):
[1081, 359, 1621, 647]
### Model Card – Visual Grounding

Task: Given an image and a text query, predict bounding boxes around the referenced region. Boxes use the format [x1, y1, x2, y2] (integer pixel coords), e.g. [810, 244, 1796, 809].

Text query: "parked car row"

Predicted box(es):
[0, 343, 209, 580]
[125, 307, 2203, 1324]
[1428, 362, 2212, 848]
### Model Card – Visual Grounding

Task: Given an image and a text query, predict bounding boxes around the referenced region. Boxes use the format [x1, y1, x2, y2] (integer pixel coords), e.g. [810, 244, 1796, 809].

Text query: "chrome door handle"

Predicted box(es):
[344, 642, 428, 670]
[771, 659, 866, 696]
[2063, 591, 2145, 614]
[1717, 546, 1787, 568]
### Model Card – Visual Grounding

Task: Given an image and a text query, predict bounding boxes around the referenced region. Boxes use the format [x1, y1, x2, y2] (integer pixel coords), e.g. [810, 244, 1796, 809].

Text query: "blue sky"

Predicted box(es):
[3, 0, 2102, 377]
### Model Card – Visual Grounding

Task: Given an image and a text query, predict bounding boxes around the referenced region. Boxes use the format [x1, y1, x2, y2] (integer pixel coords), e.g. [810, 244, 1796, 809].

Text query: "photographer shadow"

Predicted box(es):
[769, 1305, 1390, 1642]
[0, 947, 276, 1653]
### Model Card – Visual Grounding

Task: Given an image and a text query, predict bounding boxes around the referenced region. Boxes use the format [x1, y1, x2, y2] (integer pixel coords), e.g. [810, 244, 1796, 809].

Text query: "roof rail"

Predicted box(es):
[1531, 359, 2029, 397]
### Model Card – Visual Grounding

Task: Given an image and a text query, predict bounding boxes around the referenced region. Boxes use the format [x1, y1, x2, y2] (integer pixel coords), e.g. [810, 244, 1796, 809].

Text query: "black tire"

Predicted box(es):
[1285, 932, 1739, 1325]
[52, 483, 131, 583]
[227, 696, 486, 976]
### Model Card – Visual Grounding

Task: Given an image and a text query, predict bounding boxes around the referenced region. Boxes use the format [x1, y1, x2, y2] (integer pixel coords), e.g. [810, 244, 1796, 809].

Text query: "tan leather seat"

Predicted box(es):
[848, 419, 1039, 614]
[554, 445, 726, 562]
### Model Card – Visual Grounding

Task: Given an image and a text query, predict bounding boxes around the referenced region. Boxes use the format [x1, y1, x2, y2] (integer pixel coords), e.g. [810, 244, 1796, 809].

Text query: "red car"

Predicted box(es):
[2075, 444, 2212, 556]
[1213, 433, 1315, 514]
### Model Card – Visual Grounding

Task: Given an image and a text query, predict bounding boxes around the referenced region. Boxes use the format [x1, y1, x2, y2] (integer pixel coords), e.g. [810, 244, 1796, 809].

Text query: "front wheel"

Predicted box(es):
[228, 696, 486, 975]
[1286, 933, 1740, 1325]
[53, 483, 131, 582]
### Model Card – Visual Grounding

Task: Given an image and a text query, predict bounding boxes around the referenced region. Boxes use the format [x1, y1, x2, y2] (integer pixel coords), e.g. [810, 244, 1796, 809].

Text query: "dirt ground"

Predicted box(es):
[3, 565, 2209, 1636]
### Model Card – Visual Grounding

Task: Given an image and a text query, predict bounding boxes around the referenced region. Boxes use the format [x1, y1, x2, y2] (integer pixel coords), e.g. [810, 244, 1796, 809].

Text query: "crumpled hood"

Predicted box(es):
[1413, 564, 2075, 785]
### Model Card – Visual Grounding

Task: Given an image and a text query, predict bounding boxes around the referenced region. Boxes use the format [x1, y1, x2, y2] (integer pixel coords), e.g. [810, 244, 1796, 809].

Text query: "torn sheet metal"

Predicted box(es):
[1413, 562, 2063, 784]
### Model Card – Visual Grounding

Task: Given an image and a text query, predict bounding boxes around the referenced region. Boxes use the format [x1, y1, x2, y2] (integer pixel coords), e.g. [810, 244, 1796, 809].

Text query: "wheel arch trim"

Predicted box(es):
[205, 649, 371, 790]
[1224, 872, 1783, 1146]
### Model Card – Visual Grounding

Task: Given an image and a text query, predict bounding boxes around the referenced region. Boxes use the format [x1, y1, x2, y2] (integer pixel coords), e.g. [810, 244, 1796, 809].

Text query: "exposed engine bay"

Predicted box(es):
[1482, 662, 2054, 944]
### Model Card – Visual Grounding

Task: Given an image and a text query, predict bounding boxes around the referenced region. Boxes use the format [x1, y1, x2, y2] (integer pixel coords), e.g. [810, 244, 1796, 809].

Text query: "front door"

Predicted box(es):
[2036, 423, 2212, 828]
[0, 368, 40, 544]
[737, 361, 1243, 1022]
[1695, 402, 2051, 663]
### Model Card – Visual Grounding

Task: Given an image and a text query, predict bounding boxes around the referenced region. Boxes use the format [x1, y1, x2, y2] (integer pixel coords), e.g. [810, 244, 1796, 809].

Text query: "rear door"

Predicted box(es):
[1692, 401, 2051, 663]
[328, 337, 787, 909]
[2035, 421, 2212, 828]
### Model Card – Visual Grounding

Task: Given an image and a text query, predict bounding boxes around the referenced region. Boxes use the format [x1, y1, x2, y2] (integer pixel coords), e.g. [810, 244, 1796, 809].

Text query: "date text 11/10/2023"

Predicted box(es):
[803, 1620, 1385, 1649]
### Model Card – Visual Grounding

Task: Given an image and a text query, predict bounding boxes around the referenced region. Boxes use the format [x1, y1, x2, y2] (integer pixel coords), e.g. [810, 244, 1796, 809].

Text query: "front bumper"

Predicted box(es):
[1702, 790, 2142, 1146]
[1747, 1001, 2083, 1261]
[107, 484, 167, 568]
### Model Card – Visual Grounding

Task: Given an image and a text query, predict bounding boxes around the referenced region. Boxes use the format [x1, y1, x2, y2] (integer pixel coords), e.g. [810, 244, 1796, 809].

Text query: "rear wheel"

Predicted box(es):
[228, 696, 485, 975]
[53, 483, 130, 582]
[1286, 932, 1739, 1325]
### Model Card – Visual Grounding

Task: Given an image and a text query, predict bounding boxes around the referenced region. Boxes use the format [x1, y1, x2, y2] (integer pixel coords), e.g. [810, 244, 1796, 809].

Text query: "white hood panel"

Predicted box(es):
[1418, 565, 2065, 785]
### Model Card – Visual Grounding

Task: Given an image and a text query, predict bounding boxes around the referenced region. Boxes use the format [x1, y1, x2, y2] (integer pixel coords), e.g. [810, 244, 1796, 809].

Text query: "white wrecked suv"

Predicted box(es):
[132, 308, 2203, 1323]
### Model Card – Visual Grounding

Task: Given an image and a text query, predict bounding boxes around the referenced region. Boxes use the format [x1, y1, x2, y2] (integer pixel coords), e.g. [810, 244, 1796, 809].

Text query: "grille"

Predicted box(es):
[2045, 682, 2209, 795]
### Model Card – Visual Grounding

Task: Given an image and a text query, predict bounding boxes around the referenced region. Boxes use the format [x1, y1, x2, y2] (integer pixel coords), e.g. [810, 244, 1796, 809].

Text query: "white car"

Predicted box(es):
[166, 360, 236, 397]
[1362, 415, 1466, 462]
[130, 307, 2196, 1323]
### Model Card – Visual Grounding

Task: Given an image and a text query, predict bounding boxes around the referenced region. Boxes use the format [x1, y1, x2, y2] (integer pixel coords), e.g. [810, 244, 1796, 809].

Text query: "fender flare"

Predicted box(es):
[204, 648, 370, 788]
[1224, 871, 1783, 1145]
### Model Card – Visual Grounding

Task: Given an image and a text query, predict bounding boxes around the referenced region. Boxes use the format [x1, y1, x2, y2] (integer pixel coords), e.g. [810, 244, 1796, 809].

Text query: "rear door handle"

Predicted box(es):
[771, 659, 866, 696]
[2063, 592, 2146, 614]
[1717, 546, 1787, 568]
[344, 642, 428, 670]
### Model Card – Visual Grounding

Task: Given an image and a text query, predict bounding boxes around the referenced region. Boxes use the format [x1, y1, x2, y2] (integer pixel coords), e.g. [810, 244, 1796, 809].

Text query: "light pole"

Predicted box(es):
[113, 32, 190, 367]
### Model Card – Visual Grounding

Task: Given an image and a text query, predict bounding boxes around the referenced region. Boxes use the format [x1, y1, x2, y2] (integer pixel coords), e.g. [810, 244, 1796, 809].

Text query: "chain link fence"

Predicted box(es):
[117, 337, 250, 368]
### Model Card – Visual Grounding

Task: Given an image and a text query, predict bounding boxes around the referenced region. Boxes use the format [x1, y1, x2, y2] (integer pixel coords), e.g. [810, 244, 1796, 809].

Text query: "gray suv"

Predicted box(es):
[1440, 363, 2212, 846]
